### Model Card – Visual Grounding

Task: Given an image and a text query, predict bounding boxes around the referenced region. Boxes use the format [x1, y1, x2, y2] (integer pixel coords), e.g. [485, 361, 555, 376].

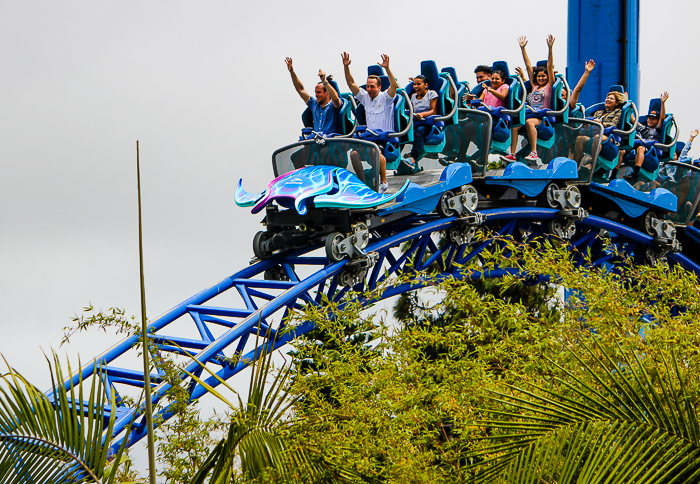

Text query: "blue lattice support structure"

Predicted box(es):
[51, 208, 699, 454]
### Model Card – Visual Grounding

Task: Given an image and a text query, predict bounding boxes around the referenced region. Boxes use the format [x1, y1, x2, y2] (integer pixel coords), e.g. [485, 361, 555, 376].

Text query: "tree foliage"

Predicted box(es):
[282, 237, 700, 483]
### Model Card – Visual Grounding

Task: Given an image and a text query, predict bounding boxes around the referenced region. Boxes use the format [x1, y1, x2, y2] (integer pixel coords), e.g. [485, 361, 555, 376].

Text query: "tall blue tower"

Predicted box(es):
[567, 0, 640, 107]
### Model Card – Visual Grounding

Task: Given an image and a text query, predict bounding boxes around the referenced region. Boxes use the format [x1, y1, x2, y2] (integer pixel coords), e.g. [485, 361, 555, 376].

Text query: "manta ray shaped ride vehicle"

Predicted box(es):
[235, 138, 478, 262]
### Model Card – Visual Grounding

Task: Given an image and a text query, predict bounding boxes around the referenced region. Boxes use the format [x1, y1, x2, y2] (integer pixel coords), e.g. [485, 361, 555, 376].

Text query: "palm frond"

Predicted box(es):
[0, 352, 131, 484]
[467, 341, 700, 483]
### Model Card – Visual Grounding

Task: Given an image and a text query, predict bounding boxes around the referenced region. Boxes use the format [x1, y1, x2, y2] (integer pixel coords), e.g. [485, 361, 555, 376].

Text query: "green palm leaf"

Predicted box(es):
[0, 352, 131, 484]
[468, 342, 700, 484]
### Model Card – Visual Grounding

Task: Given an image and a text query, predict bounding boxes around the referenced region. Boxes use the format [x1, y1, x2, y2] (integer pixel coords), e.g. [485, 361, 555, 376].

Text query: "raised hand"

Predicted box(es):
[341, 52, 351, 66]
[378, 54, 390, 69]
[318, 70, 326, 82]
[585, 59, 595, 72]
[518, 36, 528, 48]
[691, 129, 699, 140]
[661, 91, 670, 103]
[547, 34, 555, 48]
[285, 57, 294, 72]
[515, 66, 525, 79]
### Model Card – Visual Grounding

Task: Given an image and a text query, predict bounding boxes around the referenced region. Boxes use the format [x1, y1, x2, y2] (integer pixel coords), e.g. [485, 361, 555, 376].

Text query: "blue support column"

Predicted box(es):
[567, 0, 640, 107]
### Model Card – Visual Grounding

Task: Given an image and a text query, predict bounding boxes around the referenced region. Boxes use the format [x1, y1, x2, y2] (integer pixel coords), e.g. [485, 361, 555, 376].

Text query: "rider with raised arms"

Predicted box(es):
[343, 52, 398, 194]
[285, 57, 342, 136]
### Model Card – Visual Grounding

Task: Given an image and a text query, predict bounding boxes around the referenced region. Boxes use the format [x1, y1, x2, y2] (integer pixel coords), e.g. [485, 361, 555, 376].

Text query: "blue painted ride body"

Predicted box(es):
[589, 179, 677, 217]
[484, 157, 578, 197]
[379, 163, 474, 216]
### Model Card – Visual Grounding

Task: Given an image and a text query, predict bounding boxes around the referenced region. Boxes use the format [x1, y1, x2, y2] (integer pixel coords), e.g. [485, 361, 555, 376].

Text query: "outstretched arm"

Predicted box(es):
[484, 84, 508, 102]
[518, 36, 534, 82]
[659, 91, 669, 123]
[285, 57, 310, 103]
[378, 54, 397, 98]
[569, 59, 595, 108]
[546, 35, 556, 86]
[319, 70, 341, 108]
[681, 129, 698, 160]
[342, 52, 360, 96]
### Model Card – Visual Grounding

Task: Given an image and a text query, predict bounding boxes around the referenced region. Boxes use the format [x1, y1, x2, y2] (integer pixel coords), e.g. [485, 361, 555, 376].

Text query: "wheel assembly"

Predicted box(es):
[640, 211, 659, 237]
[565, 185, 582, 209]
[325, 232, 347, 263]
[437, 190, 457, 217]
[460, 185, 478, 212]
[253, 231, 273, 259]
[541, 182, 559, 209]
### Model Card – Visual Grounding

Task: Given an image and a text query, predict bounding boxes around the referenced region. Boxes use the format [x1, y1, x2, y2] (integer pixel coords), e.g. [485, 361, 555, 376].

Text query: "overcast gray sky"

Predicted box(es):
[0, 0, 696, 389]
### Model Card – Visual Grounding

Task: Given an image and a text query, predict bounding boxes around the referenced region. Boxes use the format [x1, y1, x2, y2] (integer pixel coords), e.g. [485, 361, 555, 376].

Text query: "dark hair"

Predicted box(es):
[491, 69, 506, 80]
[413, 75, 428, 86]
[474, 65, 492, 75]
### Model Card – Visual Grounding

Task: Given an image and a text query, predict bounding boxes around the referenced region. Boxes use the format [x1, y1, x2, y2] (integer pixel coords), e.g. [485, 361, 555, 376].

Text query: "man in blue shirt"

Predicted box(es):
[285, 57, 342, 135]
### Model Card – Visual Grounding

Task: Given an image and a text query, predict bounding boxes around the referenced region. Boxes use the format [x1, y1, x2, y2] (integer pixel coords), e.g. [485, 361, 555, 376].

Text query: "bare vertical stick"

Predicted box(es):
[137, 140, 157, 484]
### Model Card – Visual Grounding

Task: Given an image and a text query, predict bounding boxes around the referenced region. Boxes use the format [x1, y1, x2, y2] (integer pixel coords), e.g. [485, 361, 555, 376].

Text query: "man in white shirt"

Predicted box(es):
[342, 52, 398, 193]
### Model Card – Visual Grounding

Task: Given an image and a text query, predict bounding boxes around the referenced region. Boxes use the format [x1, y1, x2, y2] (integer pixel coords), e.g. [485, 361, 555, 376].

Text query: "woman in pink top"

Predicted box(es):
[480, 70, 509, 108]
[502, 35, 557, 164]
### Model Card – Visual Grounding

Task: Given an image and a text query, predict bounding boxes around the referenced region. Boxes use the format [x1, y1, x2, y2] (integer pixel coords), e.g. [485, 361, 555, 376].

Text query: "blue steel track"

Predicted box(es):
[51, 208, 700, 455]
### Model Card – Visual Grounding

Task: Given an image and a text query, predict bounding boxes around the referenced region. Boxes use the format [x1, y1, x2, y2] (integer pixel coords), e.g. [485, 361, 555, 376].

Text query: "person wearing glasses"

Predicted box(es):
[285, 57, 342, 136]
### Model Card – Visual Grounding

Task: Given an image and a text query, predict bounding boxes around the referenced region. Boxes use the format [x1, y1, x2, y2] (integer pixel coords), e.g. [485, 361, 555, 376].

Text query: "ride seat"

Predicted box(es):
[637, 97, 678, 163]
[403, 60, 451, 154]
[442, 67, 469, 108]
[585, 91, 638, 176]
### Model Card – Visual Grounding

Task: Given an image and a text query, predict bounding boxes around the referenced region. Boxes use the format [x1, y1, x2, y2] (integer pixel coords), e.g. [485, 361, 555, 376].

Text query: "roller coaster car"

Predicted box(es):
[235, 138, 477, 262]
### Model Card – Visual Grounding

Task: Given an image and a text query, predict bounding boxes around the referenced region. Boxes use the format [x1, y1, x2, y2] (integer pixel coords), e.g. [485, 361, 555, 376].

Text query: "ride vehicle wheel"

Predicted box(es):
[640, 211, 659, 237]
[264, 266, 290, 281]
[325, 232, 347, 263]
[437, 191, 457, 217]
[540, 182, 559, 209]
[565, 185, 582, 209]
[253, 231, 273, 260]
[353, 222, 370, 250]
[460, 185, 478, 212]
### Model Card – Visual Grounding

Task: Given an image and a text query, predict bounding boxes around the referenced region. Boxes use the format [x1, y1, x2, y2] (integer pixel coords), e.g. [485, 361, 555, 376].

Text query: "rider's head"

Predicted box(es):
[474, 65, 492, 83]
[366, 75, 382, 99]
[647, 111, 660, 128]
[533, 66, 549, 87]
[315, 75, 333, 104]
[604, 91, 626, 109]
[490, 70, 506, 89]
[412, 75, 428, 95]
